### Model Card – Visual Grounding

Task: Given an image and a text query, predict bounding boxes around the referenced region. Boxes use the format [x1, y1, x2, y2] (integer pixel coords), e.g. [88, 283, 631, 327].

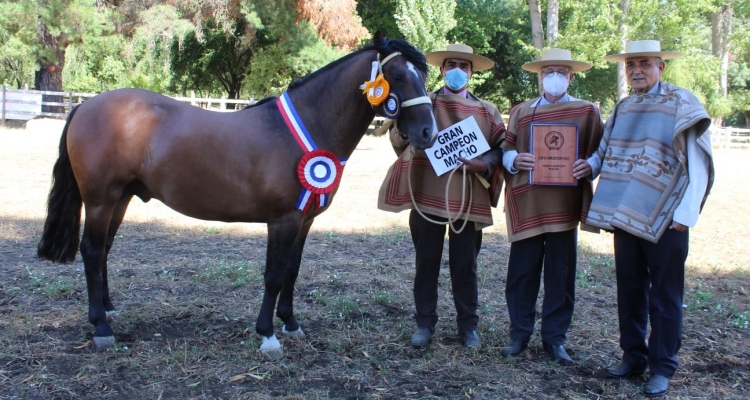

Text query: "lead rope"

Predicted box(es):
[406, 148, 474, 234]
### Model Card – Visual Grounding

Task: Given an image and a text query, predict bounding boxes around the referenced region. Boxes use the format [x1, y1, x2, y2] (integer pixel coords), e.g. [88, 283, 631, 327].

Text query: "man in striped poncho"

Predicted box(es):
[499, 49, 604, 365]
[378, 44, 505, 349]
[589, 40, 714, 397]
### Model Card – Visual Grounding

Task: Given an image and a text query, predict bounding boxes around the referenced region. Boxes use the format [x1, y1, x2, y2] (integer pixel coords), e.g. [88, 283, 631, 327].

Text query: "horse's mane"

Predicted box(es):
[287, 36, 427, 91]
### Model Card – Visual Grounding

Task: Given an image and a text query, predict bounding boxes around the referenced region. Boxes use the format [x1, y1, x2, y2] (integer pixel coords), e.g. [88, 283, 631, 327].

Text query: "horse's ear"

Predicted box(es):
[373, 31, 383, 46]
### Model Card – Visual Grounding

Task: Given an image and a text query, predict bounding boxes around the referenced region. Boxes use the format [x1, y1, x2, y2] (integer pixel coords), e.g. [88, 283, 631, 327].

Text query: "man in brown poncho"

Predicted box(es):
[378, 44, 506, 349]
[499, 49, 603, 365]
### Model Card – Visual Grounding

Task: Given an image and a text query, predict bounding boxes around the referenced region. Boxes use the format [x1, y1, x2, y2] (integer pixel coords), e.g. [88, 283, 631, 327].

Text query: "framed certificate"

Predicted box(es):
[528, 122, 579, 186]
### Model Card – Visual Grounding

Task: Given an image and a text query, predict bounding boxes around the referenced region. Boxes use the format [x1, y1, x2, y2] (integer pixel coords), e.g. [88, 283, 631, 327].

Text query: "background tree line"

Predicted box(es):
[0, 0, 748, 125]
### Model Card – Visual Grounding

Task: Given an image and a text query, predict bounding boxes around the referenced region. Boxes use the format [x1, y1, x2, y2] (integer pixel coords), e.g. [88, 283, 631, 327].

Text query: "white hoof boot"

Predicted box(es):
[282, 325, 305, 338]
[259, 335, 283, 359]
[93, 335, 115, 349]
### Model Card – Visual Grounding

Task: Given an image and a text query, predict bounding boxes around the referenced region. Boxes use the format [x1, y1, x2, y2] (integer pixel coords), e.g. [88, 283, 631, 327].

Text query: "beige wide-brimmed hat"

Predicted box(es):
[604, 40, 683, 62]
[425, 43, 494, 71]
[521, 48, 592, 73]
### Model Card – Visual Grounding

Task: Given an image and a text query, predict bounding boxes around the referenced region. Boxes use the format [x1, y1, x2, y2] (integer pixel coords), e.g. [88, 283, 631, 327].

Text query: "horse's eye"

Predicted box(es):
[394, 74, 402, 81]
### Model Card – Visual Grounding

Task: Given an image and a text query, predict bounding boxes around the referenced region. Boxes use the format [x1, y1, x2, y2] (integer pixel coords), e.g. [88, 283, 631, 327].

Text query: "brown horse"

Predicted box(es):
[37, 34, 437, 358]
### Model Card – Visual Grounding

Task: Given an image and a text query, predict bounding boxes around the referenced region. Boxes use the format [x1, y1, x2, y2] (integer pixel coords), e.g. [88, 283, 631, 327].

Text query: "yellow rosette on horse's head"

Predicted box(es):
[361, 73, 390, 106]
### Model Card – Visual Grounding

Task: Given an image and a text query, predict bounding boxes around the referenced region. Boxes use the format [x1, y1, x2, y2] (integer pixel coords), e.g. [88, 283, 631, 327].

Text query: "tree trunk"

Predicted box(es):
[528, 0, 544, 94]
[617, 0, 630, 100]
[711, 3, 732, 127]
[35, 19, 66, 114]
[711, 4, 732, 97]
[528, 0, 544, 51]
[546, 0, 559, 46]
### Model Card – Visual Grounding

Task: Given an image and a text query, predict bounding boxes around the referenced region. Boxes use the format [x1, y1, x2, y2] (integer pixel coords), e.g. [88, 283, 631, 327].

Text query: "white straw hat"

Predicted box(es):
[522, 48, 592, 73]
[604, 40, 683, 62]
[426, 43, 494, 71]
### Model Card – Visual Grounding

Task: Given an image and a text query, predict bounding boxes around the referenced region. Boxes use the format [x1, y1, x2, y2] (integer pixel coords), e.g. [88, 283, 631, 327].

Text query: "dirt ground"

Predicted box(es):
[0, 119, 748, 399]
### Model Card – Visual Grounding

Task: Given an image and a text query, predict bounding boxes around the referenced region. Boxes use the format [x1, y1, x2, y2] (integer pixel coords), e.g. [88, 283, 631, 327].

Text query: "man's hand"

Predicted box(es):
[513, 153, 535, 171]
[669, 221, 688, 232]
[458, 157, 487, 174]
[572, 159, 592, 179]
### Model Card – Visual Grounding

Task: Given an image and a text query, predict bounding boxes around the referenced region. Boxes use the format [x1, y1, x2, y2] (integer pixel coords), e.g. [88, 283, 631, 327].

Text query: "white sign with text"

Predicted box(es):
[425, 116, 490, 176]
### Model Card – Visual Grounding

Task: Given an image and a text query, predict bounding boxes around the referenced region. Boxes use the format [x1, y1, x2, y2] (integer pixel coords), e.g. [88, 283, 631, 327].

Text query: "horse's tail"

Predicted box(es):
[37, 105, 83, 263]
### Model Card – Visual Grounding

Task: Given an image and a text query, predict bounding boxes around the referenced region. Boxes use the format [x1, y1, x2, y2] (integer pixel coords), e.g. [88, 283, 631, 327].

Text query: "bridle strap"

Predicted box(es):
[401, 96, 432, 108]
[376, 51, 431, 109]
[380, 52, 401, 67]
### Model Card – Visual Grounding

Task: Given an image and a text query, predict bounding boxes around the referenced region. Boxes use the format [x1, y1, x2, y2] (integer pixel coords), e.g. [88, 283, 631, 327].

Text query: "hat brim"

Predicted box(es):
[603, 51, 683, 62]
[425, 51, 494, 71]
[521, 59, 592, 73]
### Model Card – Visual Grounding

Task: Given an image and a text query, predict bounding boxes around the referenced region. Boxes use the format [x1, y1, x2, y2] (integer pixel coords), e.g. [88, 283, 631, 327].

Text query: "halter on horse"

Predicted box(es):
[37, 33, 437, 358]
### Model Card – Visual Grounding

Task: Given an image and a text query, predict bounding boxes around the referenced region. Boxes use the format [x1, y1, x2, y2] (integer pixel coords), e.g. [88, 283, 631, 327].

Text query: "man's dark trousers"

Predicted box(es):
[614, 227, 688, 378]
[409, 210, 482, 332]
[505, 229, 577, 345]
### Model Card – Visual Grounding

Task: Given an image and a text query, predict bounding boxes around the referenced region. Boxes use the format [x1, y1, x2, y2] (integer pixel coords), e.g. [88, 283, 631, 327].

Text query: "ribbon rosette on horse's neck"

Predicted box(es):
[277, 92, 346, 213]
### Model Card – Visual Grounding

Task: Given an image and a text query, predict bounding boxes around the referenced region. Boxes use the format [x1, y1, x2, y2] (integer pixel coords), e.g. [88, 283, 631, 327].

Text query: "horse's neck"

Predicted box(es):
[286, 51, 377, 158]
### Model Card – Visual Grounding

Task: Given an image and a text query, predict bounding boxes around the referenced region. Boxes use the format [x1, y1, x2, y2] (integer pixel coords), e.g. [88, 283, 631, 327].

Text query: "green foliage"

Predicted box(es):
[121, 5, 192, 93]
[63, 36, 127, 93]
[0, 1, 36, 87]
[395, 0, 457, 87]
[357, 0, 402, 39]
[245, 38, 343, 97]
[465, 0, 537, 109]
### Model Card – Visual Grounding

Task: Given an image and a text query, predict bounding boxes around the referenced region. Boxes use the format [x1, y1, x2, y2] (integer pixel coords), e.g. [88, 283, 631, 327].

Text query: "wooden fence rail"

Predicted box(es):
[1, 87, 258, 126]
[711, 126, 750, 149]
[1, 87, 393, 134]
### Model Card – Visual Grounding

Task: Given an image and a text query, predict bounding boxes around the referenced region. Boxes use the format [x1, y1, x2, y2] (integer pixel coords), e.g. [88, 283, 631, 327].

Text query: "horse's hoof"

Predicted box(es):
[282, 325, 305, 338]
[105, 310, 118, 321]
[93, 335, 115, 349]
[259, 335, 283, 360]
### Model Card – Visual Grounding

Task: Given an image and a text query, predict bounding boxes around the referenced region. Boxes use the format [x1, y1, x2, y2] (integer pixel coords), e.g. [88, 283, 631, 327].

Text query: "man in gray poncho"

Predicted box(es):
[586, 40, 714, 397]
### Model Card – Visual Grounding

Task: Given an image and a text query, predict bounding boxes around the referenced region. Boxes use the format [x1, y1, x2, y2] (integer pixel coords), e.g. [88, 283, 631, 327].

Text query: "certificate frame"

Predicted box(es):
[528, 122, 579, 186]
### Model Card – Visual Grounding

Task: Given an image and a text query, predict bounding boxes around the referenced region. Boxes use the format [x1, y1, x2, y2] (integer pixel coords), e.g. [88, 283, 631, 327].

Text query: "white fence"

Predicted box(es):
[1, 87, 394, 134]
[0, 87, 257, 126]
[712, 126, 750, 149]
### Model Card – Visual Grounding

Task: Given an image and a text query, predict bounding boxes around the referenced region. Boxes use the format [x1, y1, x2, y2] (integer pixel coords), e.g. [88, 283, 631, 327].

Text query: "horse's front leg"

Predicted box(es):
[278, 217, 314, 337]
[256, 214, 304, 359]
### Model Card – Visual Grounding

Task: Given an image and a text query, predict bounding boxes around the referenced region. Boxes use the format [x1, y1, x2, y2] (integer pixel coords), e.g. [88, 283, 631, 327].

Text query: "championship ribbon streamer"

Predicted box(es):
[277, 92, 347, 213]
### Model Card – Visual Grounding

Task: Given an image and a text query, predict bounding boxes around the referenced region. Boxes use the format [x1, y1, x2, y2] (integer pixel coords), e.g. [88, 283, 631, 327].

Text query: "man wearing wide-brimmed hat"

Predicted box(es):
[498, 48, 603, 365]
[587, 40, 714, 397]
[378, 43, 506, 350]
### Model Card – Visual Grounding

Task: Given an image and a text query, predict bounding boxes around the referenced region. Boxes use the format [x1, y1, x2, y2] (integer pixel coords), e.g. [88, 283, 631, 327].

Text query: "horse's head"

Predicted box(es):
[370, 33, 437, 150]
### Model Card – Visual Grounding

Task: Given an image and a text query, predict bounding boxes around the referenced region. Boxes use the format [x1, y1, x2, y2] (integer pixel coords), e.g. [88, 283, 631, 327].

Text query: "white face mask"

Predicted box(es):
[542, 73, 570, 97]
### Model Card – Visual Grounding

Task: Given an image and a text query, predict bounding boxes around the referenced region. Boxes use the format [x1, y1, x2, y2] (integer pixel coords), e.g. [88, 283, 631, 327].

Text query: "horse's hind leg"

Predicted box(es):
[102, 194, 133, 319]
[278, 218, 314, 337]
[80, 202, 118, 348]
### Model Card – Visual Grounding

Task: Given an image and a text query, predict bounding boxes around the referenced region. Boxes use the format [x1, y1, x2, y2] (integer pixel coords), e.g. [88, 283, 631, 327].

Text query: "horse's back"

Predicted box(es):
[66, 88, 301, 222]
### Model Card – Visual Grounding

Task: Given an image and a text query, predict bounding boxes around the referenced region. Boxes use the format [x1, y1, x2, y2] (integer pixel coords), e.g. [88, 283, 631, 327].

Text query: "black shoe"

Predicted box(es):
[543, 343, 573, 365]
[410, 326, 434, 347]
[501, 339, 529, 356]
[459, 330, 481, 349]
[605, 361, 647, 379]
[643, 374, 669, 397]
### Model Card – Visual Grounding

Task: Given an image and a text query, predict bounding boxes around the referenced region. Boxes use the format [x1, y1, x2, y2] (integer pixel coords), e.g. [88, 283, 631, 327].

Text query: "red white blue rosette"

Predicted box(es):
[297, 149, 343, 195]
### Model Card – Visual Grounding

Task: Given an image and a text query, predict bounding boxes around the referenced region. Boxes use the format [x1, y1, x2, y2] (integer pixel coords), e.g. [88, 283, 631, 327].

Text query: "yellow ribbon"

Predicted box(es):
[361, 74, 390, 106]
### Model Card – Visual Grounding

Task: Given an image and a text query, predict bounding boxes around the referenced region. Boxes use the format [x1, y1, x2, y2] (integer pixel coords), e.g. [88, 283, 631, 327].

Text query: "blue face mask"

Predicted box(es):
[444, 68, 469, 91]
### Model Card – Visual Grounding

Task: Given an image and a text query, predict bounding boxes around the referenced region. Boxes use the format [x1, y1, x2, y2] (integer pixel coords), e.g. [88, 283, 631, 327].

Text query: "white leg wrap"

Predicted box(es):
[259, 335, 283, 359]
[282, 325, 305, 338]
